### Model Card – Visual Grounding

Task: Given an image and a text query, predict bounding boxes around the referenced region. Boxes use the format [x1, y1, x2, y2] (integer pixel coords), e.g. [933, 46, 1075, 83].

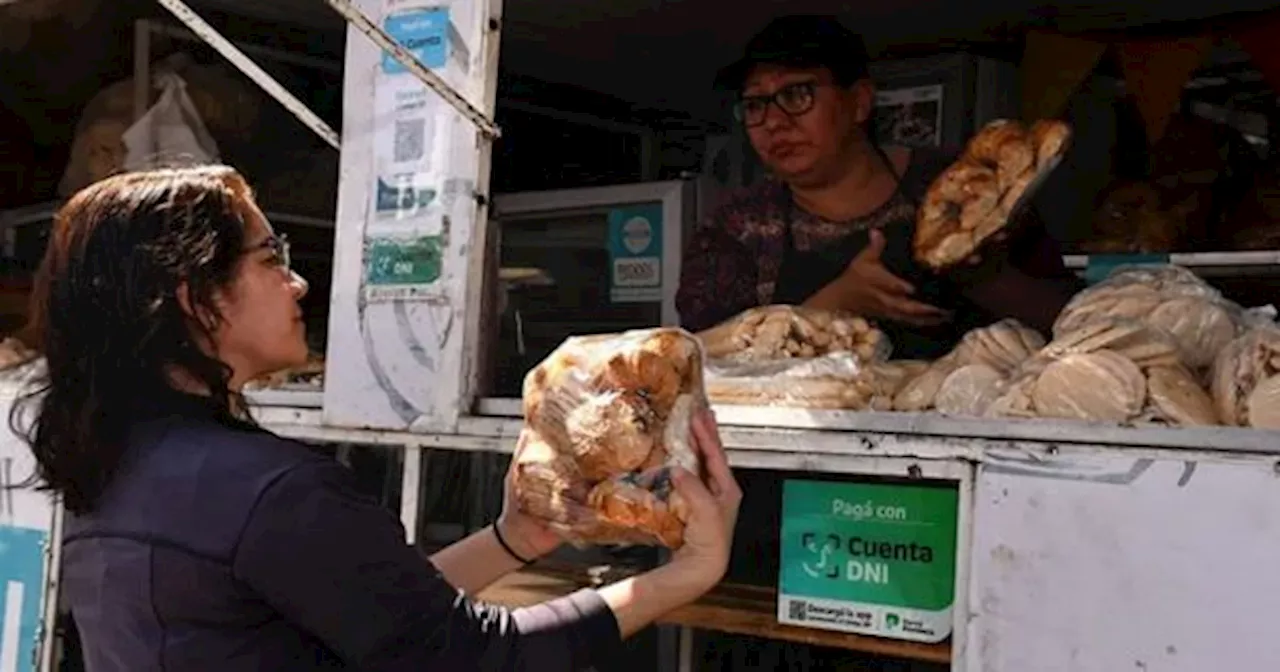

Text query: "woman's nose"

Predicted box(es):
[289, 270, 309, 299]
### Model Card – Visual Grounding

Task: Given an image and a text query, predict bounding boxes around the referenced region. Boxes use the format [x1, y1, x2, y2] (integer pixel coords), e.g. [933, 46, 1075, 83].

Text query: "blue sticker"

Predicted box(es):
[1084, 253, 1170, 285]
[0, 525, 48, 672]
[382, 8, 450, 75]
[607, 205, 664, 303]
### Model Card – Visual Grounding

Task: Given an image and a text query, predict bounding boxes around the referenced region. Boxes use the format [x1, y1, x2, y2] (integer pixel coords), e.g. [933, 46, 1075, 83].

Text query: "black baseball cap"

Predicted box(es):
[714, 15, 871, 92]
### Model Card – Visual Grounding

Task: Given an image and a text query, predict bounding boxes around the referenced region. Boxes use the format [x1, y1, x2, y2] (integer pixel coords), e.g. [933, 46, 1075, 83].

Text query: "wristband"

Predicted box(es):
[493, 523, 535, 565]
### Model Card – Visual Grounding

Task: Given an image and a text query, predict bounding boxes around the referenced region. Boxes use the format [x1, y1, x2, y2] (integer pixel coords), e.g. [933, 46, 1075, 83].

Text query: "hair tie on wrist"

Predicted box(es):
[493, 523, 535, 565]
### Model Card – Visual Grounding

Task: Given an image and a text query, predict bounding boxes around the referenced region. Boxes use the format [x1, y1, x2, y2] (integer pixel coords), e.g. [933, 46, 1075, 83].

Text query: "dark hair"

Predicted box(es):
[9, 165, 256, 514]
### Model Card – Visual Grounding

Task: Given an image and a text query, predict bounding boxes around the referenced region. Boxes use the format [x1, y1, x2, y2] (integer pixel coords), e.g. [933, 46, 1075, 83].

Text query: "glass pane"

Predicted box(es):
[489, 204, 663, 397]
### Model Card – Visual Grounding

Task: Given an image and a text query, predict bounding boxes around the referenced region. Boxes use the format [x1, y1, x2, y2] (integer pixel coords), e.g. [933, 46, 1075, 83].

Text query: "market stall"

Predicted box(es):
[8, 0, 1280, 671]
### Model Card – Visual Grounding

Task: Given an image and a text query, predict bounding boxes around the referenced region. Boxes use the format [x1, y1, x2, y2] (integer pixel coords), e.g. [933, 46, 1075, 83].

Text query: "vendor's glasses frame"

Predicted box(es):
[734, 81, 820, 127]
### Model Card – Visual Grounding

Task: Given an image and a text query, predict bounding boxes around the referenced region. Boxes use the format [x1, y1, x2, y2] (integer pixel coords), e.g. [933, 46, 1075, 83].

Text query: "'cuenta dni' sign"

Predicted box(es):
[777, 480, 959, 643]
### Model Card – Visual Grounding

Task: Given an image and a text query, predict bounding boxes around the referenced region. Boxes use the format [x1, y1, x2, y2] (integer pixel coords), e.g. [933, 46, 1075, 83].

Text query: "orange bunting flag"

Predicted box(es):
[1116, 37, 1213, 144]
[1020, 30, 1107, 121]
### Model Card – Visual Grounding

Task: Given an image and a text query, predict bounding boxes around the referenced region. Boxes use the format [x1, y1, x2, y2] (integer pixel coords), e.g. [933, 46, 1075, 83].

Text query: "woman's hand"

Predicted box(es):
[807, 229, 950, 326]
[667, 408, 742, 588]
[496, 454, 564, 563]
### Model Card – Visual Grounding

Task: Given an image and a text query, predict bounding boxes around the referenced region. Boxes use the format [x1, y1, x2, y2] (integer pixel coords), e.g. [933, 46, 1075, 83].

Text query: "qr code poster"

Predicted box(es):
[372, 79, 448, 221]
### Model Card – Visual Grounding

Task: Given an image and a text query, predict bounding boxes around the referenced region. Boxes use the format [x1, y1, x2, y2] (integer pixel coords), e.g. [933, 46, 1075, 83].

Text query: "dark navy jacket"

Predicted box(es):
[60, 392, 621, 671]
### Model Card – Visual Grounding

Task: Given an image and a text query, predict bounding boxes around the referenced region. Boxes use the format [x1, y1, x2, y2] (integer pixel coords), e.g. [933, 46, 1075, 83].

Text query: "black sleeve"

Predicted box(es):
[231, 458, 623, 672]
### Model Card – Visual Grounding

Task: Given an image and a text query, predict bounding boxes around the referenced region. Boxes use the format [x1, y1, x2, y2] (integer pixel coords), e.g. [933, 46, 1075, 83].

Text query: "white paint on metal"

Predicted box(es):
[399, 445, 423, 545]
[153, 0, 341, 149]
[970, 454, 1280, 671]
[322, 0, 499, 138]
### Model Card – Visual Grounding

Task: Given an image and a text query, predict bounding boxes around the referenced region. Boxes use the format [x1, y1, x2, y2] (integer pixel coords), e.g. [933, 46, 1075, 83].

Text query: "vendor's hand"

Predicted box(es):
[826, 229, 950, 326]
[668, 409, 742, 587]
[497, 455, 564, 562]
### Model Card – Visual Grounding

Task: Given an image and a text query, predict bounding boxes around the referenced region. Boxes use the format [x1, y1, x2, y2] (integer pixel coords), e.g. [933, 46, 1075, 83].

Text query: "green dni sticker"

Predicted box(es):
[777, 480, 959, 643]
[365, 236, 444, 286]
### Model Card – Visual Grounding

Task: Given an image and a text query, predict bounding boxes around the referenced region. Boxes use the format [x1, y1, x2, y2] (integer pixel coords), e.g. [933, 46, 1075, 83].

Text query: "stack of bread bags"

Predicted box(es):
[695, 305, 923, 410]
[946, 265, 1242, 426]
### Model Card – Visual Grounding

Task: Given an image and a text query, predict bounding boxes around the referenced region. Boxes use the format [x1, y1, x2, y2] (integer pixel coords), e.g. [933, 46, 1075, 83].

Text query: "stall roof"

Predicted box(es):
[182, 0, 1280, 122]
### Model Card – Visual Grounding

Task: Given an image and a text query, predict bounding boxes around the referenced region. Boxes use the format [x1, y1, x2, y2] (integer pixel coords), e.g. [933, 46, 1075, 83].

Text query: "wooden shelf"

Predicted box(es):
[476, 563, 952, 664]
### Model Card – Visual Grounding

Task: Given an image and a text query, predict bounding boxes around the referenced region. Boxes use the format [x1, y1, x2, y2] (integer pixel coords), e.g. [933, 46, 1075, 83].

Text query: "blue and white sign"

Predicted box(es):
[0, 384, 58, 672]
[0, 527, 47, 672]
[381, 7, 451, 75]
[607, 205, 663, 303]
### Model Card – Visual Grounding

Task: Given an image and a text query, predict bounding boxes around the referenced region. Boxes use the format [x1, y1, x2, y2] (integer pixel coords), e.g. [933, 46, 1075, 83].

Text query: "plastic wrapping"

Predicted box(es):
[1209, 325, 1280, 429]
[983, 319, 1218, 427]
[695, 305, 899, 410]
[703, 353, 921, 410]
[913, 119, 1071, 271]
[244, 354, 326, 391]
[695, 305, 891, 364]
[1053, 264, 1245, 373]
[512, 327, 706, 549]
[1079, 181, 1186, 254]
[891, 319, 1042, 413]
[0, 337, 36, 373]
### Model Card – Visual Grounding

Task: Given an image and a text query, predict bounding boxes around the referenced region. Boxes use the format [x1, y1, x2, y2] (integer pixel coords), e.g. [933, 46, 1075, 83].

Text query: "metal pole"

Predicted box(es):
[152, 0, 342, 149]
[321, 0, 500, 138]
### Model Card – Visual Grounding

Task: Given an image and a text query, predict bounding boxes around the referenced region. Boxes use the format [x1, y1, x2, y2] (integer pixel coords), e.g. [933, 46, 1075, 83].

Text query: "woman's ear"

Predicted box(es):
[176, 281, 219, 333]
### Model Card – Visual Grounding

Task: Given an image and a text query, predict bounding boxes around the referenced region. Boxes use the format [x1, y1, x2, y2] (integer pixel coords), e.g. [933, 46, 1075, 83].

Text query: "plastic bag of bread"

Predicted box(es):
[914, 119, 1071, 271]
[986, 319, 1217, 427]
[892, 319, 1044, 412]
[695, 305, 890, 364]
[1209, 325, 1280, 429]
[512, 327, 706, 548]
[245, 353, 326, 390]
[1052, 265, 1243, 373]
[0, 336, 36, 372]
[1079, 181, 1188, 254]
[704, 352, 902, 410]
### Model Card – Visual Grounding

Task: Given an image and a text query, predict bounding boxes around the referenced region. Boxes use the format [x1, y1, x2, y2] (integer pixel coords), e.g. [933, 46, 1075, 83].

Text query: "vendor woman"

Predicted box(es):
[677, 15, 1083, 360]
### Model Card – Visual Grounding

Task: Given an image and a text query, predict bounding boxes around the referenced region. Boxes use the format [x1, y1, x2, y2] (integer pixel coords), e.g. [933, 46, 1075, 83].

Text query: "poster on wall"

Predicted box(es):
[364, 2, 474, 303]
[874, 84, 944, 148]
[776, 479, 959, 643]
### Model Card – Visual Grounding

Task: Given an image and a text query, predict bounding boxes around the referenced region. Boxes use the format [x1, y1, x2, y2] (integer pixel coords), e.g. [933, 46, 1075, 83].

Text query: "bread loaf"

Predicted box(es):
[696, 305, 889, 363]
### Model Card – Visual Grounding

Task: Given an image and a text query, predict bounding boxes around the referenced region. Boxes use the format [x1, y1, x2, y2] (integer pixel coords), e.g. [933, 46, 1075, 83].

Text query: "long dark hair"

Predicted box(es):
[9, 165, 256, 514]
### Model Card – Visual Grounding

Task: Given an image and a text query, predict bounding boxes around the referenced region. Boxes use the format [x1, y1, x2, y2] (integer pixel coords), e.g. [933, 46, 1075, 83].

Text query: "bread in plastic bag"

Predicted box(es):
[891, 319, 1042, 412]
[914, 119, 1071, 271]
[1209, 325, 1280, 428]
[704, 351, 891, 410]
[513, 327, 706, 548]
[985, 319, 1217, 427]
[695, 305, 890, 363]
[933, 363, 1009, 417]
[1053, 264, 1244, 372]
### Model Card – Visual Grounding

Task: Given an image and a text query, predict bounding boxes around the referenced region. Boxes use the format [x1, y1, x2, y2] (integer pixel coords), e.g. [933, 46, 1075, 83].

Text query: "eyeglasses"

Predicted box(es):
[245, 233, 292, 271]
[734, 81, 820, 128]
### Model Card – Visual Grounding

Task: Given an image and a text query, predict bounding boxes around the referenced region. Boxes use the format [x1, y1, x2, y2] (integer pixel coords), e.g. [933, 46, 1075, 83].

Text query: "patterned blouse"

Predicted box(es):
[675, 148, 1076, 335]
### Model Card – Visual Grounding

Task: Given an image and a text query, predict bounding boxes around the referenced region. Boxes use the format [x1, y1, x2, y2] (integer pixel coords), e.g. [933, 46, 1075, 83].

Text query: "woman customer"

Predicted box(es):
[10, 165, 741, 671]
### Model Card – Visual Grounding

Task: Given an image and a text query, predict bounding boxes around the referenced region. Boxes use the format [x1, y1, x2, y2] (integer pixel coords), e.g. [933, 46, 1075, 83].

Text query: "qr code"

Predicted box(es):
[393, 119, 426, 163]
[788, 599, 807, 621]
